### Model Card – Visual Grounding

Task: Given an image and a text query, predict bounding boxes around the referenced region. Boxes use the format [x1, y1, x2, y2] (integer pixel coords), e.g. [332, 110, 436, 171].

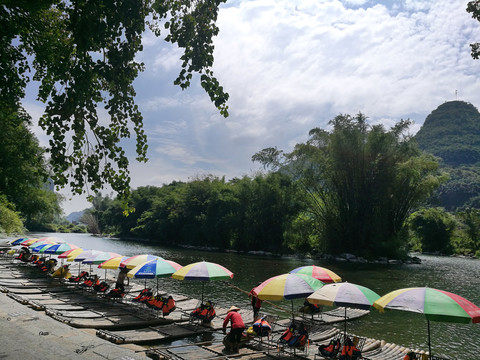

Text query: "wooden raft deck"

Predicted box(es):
[0, 258, 434, 360]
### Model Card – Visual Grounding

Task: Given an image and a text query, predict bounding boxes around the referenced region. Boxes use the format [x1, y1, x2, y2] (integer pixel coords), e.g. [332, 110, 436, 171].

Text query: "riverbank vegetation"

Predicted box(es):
[77, 114, 479, 259]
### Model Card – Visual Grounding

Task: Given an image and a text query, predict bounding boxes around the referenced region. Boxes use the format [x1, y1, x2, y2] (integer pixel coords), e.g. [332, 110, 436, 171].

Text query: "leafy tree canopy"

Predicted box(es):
[0, 107, 61, 227]
[253, 113, 445, 259]
[467, 1, 480, 59]
[1, 0, 229, 206]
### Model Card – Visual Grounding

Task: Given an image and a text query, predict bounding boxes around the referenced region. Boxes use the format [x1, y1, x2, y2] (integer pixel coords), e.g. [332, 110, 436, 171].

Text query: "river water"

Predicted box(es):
[27, 232, 480, 359]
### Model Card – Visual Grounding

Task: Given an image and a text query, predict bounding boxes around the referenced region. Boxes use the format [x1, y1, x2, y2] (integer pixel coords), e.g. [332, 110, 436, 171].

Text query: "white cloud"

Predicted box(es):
[24, 0, 480, 214]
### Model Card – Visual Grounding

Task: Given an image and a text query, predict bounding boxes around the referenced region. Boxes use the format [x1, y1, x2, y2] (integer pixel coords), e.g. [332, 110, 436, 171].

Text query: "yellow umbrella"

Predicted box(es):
[98, 256, 129, 270]
[66, 248, 88, 262]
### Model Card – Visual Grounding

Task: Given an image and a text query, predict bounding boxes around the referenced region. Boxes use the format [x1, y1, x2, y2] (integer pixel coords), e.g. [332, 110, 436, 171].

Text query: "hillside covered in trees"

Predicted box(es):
[415, 101, 480, 210]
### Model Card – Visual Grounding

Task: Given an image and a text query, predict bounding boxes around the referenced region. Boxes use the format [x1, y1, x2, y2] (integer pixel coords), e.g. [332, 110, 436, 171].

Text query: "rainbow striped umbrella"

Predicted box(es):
[253, 273, 324, 301]
[98, 256, 129, 270]
[307, 282, 380, 336]
[70, 249, 103, 262]
[82, 252, 122, 265]
[37, 236, 64, 243]
[290, 265, 342, 283]
[59, 247, 85, 259]
[253, 273, 324, 319]
[172, 261, 233, 303]
[307, 282, 380, 310]
[30, 242, 55, 253]
[128, 259, 183, 291]
[42, 243, 79, 255]
[374, 287, 480, 359]
[120, 254, 161, 269]
[172, 261, 233, 282]
[128, 259, 183, 279]
[19, 238, 40, 246]
[11, 238, 28, 246]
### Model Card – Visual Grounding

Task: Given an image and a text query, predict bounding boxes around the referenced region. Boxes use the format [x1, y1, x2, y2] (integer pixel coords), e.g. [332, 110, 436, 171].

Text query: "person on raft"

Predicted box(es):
[248, 286, 262, 321]
[222, 306, 245, 353]
[115, 267, 129, 291]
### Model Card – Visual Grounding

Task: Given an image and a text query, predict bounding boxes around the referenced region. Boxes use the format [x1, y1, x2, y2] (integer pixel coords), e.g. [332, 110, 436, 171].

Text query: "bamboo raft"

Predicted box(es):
[0, 257, 435, 360]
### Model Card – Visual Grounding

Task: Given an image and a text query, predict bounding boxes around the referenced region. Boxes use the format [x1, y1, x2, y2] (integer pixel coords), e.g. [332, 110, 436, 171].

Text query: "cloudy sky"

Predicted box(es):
[28, 0, 480, 215]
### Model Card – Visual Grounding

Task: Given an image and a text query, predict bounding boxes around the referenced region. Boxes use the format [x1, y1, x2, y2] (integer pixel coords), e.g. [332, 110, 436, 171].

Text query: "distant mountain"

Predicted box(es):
[415, 101, 480, 210]
[67, 211, 84, 223]
[415, 100, 480, 166]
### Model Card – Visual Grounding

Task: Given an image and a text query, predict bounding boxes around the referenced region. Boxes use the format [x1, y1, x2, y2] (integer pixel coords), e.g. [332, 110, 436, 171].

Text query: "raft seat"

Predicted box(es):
[187, 300, 216, 325]
[132, 288, 153, 304]
[145, 294, 176, 317]
[276, 320, 311, 356]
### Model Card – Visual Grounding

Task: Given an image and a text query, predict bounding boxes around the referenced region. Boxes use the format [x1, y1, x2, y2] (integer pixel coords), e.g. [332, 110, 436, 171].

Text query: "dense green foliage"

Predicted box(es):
[414, 101, 480, 211]
[1, 0, 229, 206]
[0, 109, 63, 233]
[408, 208, 456, 254]
[0, 196, 24, 234]
[82, 174, 303, 252]
[408, 207, 480, 258]
[253, 114, 445, 259]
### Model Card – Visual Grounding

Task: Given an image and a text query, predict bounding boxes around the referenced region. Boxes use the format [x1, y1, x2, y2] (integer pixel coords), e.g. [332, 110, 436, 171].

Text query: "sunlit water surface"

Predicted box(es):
[28, 232, 480, 359]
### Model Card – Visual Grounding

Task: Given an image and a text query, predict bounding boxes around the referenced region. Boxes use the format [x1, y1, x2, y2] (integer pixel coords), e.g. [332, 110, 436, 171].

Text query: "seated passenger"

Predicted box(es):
[51, 264, 72, 279]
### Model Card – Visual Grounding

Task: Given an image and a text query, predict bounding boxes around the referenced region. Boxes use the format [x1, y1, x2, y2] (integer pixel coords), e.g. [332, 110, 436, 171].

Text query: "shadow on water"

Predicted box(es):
[28, 232, 480, 359]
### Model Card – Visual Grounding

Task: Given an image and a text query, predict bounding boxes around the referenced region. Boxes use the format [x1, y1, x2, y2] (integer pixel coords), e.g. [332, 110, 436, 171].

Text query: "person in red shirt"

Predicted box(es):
[222, 306, 245, 352]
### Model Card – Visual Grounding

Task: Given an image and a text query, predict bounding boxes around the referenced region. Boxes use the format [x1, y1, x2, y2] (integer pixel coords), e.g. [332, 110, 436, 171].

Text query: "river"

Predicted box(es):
[27, 232, 480, 359]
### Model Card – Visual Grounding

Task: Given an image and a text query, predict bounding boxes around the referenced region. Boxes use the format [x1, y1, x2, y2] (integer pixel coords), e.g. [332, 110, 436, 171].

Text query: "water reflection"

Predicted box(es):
[28, 232, 480, 359]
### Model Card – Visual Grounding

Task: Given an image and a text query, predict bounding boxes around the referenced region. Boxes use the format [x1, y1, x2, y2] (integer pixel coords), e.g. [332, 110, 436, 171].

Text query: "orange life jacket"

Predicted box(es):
[162, 296, 176, 315]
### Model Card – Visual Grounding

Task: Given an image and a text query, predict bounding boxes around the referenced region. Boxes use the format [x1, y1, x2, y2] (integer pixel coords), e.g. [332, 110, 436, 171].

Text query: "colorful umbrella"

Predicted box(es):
[128, 258, 183, 291]
[37, 236, 64, 243]
[11, 238, 28, 246]
[98, 256, 129, 270]
[19, 238, 40, 246]
[42, 243, 79, 255]
[172, 261, 234, 303]
[31, 243, 54, 253]
[120, 254, 161, 269]
[307, 282, 380, 337]
[71, 249, 103, 262]
[373, 287, 480, 359]
[290, 265, 342, 283]
[172, 261, 233, 282]
[253, 273, 324, 301]
[128, 259, 183, 279]
[252, 273, 324, 320]
[80, 252, 122, 281]
[82, 251, 122, 265]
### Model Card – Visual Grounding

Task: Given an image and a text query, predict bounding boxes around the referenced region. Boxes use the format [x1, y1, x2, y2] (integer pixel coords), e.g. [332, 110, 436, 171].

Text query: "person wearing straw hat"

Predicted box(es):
[222, 306, 245, 353]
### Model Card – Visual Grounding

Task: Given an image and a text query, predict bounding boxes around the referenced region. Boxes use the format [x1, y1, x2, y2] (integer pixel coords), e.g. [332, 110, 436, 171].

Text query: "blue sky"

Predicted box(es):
[26, 0, 480, 215]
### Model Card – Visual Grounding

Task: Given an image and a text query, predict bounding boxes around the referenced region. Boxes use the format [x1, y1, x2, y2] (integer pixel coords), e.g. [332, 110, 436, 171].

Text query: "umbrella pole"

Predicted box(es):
[427, 320, 432, 360]
[344, 307, 347, 338]
[201, 282, 205, 304]
[291, 300, 294, 321]
[104, 269, 107, 282]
